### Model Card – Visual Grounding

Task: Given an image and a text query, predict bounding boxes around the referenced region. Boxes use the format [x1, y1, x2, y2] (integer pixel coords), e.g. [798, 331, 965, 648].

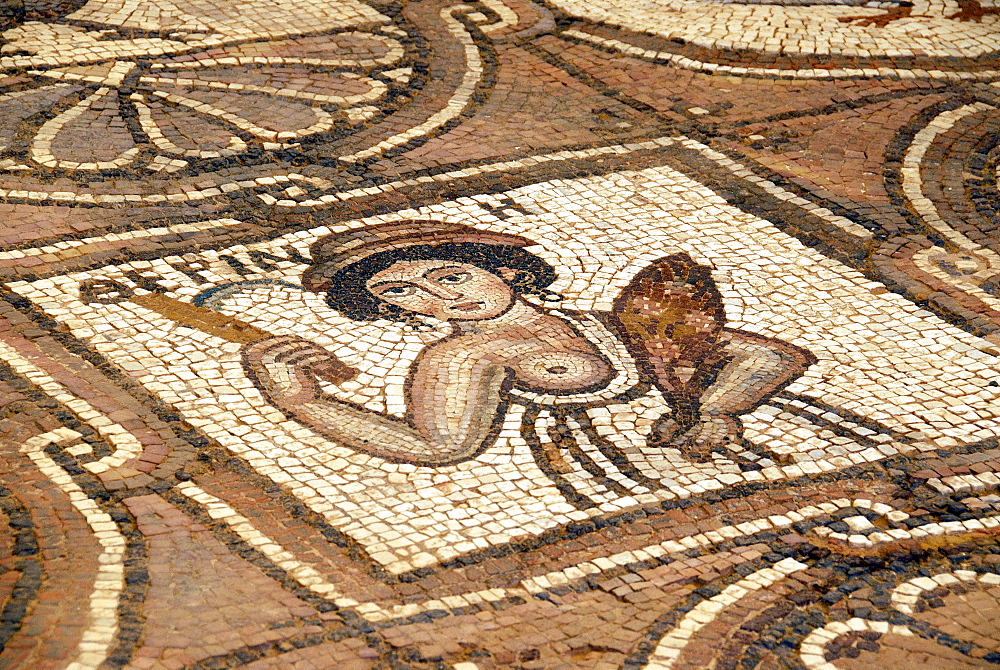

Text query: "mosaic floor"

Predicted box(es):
[2, 0, 1000, 668]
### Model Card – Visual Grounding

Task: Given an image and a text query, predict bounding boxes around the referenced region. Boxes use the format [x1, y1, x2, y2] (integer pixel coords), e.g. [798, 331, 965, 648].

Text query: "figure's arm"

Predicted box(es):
[610, 256, 816, 464]
[647, 329, 816, 464]
[699, 330, 816, 417]
[243, 336, 509, 465]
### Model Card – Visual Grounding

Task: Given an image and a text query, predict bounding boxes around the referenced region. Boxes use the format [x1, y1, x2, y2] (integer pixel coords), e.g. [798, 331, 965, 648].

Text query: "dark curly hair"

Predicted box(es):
[321, 242, 558, 322]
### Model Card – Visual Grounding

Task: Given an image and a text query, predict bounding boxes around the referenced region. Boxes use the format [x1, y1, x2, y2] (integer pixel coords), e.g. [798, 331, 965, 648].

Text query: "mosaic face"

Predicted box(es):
[365, 260, 517, 320]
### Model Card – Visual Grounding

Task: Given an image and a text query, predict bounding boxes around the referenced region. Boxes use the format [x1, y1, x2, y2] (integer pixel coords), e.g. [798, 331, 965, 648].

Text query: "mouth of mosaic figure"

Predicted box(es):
[0, 13, 427, 179]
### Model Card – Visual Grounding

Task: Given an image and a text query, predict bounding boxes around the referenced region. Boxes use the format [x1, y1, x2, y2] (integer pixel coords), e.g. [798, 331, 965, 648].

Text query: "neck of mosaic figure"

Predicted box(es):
[451, 297, 551, 334]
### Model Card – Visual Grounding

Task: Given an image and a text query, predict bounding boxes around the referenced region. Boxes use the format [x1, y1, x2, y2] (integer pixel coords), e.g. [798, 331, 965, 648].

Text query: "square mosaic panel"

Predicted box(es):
[12, 165, 999, 573]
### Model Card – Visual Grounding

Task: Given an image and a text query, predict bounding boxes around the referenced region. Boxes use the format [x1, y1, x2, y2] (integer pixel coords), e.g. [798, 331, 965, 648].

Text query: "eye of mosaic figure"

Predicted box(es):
[366, 260, 516, 320]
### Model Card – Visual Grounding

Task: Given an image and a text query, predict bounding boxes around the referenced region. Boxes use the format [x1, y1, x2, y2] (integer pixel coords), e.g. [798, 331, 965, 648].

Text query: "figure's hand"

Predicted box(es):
[243, 335, 359, 385]
[648, 413, 743, 463]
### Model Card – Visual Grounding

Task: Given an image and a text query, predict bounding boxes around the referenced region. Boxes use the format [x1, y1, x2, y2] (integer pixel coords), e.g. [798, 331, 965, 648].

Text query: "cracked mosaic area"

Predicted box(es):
[1, 0, 1000, 669]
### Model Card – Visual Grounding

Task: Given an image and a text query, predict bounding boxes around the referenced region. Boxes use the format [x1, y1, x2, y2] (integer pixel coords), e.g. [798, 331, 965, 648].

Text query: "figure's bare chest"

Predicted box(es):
[458, 329, 614, 392]
[508, 347, 613, 391]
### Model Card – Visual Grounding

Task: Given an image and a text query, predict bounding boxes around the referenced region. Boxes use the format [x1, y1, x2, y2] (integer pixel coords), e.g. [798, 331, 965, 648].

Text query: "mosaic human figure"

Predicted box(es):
[241, 222, 815, 500]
